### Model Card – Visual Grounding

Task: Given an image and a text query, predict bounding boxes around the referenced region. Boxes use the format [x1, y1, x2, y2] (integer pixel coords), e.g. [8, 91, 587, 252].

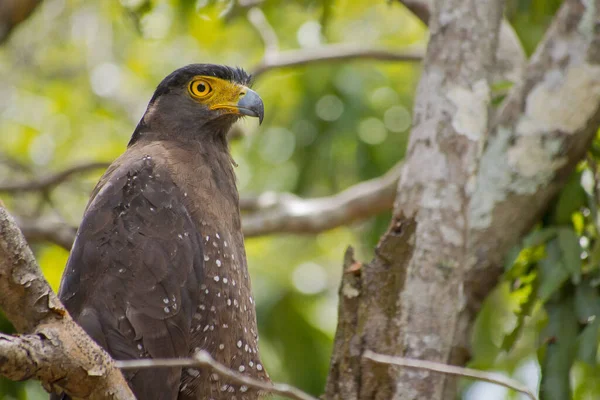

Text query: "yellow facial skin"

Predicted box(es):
[187, 75, 248, 115]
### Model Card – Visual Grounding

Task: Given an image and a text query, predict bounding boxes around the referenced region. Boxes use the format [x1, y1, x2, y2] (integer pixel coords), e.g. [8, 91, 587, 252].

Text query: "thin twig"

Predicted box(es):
[363, 351, 538, 400]
[251, 44, 423, 79]
[116, 350, 319, 400]
[0, 161, 110, 193]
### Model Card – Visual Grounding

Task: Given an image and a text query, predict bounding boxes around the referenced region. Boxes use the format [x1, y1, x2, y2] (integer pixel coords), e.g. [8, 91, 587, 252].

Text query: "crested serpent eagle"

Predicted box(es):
[51, 64, 269, 400]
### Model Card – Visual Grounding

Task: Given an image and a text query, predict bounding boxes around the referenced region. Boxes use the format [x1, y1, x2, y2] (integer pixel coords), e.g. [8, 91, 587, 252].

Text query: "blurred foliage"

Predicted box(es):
[0, 0, 596, 400]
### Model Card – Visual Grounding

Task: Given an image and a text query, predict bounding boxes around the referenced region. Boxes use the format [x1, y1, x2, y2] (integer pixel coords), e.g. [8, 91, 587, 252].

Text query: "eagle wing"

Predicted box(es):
[56, 155, 203, 400]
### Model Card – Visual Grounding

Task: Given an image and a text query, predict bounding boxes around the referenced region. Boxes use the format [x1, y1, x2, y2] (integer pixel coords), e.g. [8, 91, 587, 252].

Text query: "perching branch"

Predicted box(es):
[0, 161, 110, 193]
[363, 351, 538, 400]
[116, 350, 319, 400]
[0, 206, 135, 399]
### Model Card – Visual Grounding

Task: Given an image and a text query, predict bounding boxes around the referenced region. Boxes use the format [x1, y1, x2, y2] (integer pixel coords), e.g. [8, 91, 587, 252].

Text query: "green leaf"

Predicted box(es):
[523, 227, 559, 248]
[504, 245, 522, 271]
[470, 282, 520, 368]
[553, 172, 587, 225]
[538, 239, 570, 302]
[575, 282, 600, 322]
[540, 299, 578, 400]
[557, 228, 582, 284]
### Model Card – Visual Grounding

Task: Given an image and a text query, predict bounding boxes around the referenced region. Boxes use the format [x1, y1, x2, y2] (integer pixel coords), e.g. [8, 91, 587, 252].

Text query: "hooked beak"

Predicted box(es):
[236, 88, 264, 124]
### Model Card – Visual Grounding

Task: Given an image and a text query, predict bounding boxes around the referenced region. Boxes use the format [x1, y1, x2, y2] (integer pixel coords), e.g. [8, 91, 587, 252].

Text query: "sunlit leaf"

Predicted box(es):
[470, 282, 520, 368]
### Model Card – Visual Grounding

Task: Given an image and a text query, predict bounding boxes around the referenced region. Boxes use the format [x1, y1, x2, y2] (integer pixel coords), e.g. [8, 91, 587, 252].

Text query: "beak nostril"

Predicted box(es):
[239, 91, 246, 98]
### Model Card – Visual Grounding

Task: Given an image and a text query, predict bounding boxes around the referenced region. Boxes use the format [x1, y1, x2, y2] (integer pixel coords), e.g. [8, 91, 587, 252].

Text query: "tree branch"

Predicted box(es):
[247, 6, 423, 80]
[0, 161, 110, 193]
[242, 162, 402, 237]
[251, 44, 424, 79]
[0, 0, 43, 44]
[466, 0, 600, 321]
[247, 7, 279, 59]
[116, 350, 319, 400]
[0, 206, 135, 399]
[363, 351, 538, 400]
[396, 0, 526, 84]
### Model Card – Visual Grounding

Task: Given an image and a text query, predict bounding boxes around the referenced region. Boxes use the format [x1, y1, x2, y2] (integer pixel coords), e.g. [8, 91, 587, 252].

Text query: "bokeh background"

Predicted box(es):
[4, 0, 598, 399]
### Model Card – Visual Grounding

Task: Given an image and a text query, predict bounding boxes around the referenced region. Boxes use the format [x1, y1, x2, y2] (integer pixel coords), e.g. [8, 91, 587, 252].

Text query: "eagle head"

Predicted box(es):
[130, 64, 264, 145]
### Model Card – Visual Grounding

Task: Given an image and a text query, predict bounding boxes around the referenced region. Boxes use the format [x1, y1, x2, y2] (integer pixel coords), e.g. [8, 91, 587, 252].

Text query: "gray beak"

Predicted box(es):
[237, 88, 264, 124]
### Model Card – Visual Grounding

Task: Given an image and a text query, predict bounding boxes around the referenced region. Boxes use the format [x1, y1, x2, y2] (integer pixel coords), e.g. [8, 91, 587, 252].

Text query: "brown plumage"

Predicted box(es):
[51, 64, 268, 400]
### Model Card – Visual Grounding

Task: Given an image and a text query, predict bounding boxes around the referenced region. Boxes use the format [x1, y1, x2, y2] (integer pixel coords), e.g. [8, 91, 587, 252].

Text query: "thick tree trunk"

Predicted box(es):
[325, 0, 600, 399]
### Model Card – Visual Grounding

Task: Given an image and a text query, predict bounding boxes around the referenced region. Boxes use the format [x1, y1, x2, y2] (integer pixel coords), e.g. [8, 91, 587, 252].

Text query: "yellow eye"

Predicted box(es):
[189, 79, 212, 98]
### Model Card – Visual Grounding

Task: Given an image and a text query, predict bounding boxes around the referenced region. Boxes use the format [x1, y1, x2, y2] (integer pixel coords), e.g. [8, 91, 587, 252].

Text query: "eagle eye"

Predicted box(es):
[189, 79, 212, 98]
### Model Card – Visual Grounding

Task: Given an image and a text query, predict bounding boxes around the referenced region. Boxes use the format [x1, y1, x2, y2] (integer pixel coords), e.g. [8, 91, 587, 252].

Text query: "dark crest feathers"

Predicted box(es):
[149, 64, 252, 104]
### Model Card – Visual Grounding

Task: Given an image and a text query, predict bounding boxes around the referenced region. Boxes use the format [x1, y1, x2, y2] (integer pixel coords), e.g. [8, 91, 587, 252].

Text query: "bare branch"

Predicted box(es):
[245, 2, 423, 80]
[363, 351, 538, 400]
[116, 350, 319, 400]
[0, 206, 135, 399]
[247, 7, 279, 58]
[251, 44, 424, 79]
[0, 161, 110, 193]
[242, 162, 402, 237]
